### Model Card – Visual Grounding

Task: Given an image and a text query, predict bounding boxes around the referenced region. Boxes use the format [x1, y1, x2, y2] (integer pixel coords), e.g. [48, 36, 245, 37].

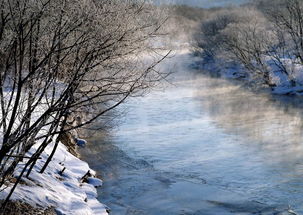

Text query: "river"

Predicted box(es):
[81, 48, 303, 215]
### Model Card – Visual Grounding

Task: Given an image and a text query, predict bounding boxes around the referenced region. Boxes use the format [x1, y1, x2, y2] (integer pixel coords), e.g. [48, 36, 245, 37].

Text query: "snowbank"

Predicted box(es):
[272, 85, 303, 95]
[0, 81, 108, 214]
[0, 140, 108, 215]
[198, 56, 303, 96]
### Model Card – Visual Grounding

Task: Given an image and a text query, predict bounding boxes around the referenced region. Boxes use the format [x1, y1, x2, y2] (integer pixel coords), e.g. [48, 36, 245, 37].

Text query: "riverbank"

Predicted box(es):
[195, 56, 303, 97]
[0, 136, 108, 215]
[79, 46, 303, 214]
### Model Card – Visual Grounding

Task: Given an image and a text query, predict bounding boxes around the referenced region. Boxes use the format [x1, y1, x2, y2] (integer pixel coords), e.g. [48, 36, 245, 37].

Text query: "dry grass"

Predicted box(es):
[0, 200, 56, 215]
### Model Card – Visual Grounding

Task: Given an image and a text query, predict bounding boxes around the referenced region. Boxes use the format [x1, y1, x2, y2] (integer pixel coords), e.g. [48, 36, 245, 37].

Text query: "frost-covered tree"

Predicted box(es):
[219, 8, 277, 85]
[0, 0, 169, 208]
[193, 8, 238, 58]
[194, 2, 303, 87]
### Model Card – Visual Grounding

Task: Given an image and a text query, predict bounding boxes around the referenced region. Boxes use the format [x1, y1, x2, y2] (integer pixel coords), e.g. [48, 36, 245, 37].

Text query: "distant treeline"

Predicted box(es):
[175, 0, 303, 89]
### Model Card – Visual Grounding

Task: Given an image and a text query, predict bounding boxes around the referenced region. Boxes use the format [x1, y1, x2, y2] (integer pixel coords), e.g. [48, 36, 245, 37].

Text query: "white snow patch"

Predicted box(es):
[272, 86, 303, 95]
[0, 141, 108, 215]
[76, 138, 87, 147]
[87, 177, 103, 188]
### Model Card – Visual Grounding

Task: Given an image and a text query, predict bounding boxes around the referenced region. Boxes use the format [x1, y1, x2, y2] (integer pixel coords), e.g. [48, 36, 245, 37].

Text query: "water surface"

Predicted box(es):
[82, 49, 303, 214]
[153, 0, 250, 8]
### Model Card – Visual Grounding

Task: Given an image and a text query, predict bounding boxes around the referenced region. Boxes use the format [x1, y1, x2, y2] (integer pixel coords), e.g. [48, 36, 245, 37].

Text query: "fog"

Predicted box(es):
[154, 0, 250, 8]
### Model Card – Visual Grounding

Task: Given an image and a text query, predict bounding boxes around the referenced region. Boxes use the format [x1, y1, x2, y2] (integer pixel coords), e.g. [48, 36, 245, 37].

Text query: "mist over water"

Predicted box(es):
[81, 48, 303, 214]
[153, 0, 250, 8]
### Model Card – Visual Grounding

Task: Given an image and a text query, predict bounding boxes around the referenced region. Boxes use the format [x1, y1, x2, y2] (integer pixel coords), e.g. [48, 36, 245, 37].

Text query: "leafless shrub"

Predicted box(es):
[0, 0, 169, 208]
[219, 8, 278, 85]
[194, 1, 303, 87]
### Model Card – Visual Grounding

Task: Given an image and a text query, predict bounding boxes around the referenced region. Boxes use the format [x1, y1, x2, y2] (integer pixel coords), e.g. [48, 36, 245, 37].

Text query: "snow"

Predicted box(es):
[199, 54, 303, 96]
[76, 138, 87, 147]
[87, 177, 103, 187]
[0, 141, 108, 215]
[272, 85, 303, 95]
[0, 82, 108, 214]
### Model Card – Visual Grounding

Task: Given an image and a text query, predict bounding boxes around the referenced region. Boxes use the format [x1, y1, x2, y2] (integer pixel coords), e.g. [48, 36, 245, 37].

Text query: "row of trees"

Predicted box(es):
[0, 0, 169, 208]
[194, 0, 303, 88]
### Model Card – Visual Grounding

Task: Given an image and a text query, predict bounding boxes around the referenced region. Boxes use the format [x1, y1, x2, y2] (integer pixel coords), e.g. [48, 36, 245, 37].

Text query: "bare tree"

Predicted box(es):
[193, 9, 238, 59]
[265, 0, 303, 63]
[194, 3, 300, 87]
[0, 0, 169, 208]
[220, 8, 276, 85]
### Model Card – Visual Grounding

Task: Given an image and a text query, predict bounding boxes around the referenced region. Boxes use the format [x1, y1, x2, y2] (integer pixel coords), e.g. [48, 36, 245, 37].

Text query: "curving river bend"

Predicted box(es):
[81, 48, 303, 215]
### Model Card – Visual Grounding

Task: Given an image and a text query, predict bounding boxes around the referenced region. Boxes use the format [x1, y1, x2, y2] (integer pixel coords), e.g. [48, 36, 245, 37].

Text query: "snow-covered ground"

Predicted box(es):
[0, 139, 108, 215]
[198, 56, 303, 96]
[0, 106, 108, 215]
[0, 76, 108, 214]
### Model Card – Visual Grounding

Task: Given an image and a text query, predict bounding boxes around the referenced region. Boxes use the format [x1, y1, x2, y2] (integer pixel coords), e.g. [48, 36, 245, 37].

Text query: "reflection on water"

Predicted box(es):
[81, 51, 303, 215]
[197, 79, 303, 165]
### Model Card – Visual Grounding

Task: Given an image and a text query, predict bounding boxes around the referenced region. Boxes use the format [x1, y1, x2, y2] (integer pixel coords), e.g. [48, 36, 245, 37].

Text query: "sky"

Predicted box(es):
[154, 0, 250, 8]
